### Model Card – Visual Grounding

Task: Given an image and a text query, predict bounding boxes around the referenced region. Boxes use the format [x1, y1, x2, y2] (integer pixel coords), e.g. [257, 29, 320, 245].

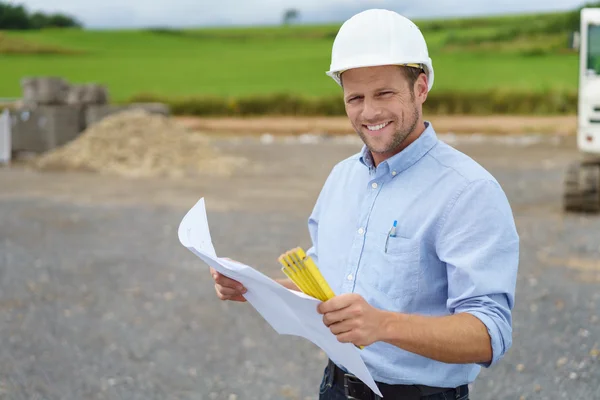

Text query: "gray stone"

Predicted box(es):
[20, 77, 70, 106]
[66, 85, 86, 106]
[68, 84, 109, 106]
[20, 78, 38, 108]
[81, 84, 109, 105]
[10, 106, 83, 153]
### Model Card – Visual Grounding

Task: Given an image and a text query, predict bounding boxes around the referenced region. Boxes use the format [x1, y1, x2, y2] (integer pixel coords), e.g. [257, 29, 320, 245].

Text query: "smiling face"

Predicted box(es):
[342, 65, 428, 166]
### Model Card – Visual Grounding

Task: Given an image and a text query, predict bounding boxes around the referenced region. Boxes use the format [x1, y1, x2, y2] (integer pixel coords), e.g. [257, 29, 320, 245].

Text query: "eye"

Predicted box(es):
[347, 96, 363, 103]
[378, 91, 394, 97]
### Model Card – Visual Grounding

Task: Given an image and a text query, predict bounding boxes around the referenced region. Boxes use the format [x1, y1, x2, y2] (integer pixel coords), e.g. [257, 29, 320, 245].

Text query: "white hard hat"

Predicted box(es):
[326, 9, 434, 92]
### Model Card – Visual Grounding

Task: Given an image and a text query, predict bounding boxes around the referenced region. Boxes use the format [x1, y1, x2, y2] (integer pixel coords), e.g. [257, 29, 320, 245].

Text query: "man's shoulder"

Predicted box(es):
[427, 139, 498, 185]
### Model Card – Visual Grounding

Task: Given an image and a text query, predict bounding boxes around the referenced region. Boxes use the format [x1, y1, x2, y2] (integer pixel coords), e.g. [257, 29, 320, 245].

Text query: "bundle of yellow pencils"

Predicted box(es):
[277, 247, 335, 302]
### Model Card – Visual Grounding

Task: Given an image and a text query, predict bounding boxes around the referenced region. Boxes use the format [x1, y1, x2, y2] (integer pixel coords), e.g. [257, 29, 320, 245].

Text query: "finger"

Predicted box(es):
[215, 284, 228, 300]
[215, 274, 242, 289]
[214, 273, 244, 290]
[329, 320, 354, 335]
[216, 283, 246, 297]
[318, 293, 355, 314]
[215, 279, 245, 293]
[229, 294, 248, 302]
[323, 308, 352, 327]
[335, 331, 355, 344]
[215, 285, 246, 301]
[221, 292, 247, 302]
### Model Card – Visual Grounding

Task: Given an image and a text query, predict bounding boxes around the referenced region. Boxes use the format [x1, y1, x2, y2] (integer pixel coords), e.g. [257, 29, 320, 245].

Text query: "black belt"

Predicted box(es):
[328, 359, 468, 399]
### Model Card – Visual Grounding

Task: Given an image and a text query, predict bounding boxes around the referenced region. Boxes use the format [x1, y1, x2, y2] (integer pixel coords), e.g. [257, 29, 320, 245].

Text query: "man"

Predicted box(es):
[211, 9, 519, 400]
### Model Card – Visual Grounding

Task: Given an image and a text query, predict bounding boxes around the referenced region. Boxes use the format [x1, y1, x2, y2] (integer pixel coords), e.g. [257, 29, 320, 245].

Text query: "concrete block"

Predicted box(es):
[21, 77, 70, 107]
[67, 84, 109, 106]
[10, 109, 45, 153]
[10, 106, 84, 153]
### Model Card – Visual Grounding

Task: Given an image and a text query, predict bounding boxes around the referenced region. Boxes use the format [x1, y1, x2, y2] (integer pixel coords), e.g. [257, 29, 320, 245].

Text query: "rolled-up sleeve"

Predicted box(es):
[435, 179, 519, 367]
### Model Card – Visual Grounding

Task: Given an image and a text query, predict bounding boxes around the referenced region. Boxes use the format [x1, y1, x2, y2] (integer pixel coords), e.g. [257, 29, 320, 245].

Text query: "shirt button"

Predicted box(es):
[392, 171, 397, 176]
[371, 182, 378, 189]
[347, 274, 354, 281]
[357, 227, 364, 235]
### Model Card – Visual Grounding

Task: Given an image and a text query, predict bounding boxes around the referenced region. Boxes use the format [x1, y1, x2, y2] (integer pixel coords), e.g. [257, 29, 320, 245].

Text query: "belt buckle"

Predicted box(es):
[343, 373, 371, 400]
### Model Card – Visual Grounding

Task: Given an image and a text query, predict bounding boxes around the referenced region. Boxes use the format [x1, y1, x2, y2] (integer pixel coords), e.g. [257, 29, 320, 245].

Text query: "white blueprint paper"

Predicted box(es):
[177, 198, 382, 397]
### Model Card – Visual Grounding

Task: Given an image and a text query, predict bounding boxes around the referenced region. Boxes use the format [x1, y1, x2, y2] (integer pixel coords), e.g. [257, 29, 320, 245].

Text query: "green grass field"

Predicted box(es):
[0, 9, 582, 103]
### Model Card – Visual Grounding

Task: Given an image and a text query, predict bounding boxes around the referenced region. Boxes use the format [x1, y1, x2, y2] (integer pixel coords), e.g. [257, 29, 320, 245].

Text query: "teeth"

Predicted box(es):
[367, 122, 389, 131]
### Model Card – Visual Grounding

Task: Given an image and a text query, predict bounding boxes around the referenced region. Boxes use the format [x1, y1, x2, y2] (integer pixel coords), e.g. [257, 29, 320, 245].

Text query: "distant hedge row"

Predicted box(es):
[0, 33, 82, 55]
[420, 1, 600, 33]
[128, 89, 578, 116]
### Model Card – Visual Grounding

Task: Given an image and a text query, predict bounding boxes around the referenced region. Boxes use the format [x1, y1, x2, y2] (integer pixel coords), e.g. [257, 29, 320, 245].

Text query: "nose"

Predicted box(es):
[361, 97, 382, 122]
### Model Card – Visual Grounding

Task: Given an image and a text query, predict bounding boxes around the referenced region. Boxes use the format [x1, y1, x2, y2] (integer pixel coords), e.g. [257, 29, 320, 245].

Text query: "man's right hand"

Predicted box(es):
[210, 267, 247, 302]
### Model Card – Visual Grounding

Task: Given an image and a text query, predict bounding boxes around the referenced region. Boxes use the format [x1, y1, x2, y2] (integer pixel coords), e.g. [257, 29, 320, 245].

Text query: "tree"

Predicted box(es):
[282, 8, 299, 25]
[30, 12, 49, 29]
[0, 3, 31, 29]
[46, 13, 82, 28]
[0, 1, 82, 30]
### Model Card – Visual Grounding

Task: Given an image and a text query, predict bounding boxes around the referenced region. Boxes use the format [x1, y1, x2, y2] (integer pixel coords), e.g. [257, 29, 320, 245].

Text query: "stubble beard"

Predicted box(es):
[356, 103, 420, 156]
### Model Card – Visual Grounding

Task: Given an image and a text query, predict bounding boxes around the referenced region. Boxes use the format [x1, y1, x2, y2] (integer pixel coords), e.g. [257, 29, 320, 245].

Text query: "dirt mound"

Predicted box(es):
[32, 109, 247, 178]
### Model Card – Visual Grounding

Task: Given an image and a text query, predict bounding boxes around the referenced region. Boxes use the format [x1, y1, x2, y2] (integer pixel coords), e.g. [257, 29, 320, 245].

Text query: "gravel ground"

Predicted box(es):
[0, 132, 598, 400]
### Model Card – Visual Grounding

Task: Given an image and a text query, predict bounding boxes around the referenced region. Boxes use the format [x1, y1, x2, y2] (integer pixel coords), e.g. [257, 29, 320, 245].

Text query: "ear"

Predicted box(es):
[414, 73, 428, 103]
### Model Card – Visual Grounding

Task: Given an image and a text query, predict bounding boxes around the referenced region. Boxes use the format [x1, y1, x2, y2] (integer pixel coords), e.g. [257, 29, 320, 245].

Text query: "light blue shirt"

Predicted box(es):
[306, 122, 519, 388]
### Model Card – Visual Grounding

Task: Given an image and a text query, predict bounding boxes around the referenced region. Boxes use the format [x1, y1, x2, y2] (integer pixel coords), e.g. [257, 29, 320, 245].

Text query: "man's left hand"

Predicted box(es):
[317, 293, 386, 347]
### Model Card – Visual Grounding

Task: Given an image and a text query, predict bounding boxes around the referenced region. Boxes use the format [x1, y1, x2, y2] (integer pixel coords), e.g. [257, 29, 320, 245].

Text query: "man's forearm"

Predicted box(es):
[275, 278, 300, 292]
[379, 311, 492, 364]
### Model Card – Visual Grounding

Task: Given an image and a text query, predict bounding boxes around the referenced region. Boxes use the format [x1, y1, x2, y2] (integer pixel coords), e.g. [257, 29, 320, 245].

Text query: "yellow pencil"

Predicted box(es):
[295, 248, 336, 300]
[289, 249, 327, 301]
[278, 255, 310, 295]
[284, 253, 315, 297]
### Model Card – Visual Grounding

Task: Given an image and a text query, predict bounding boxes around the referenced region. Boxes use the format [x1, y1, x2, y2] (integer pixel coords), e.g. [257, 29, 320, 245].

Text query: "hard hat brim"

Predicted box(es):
[326, 61, 434, 92]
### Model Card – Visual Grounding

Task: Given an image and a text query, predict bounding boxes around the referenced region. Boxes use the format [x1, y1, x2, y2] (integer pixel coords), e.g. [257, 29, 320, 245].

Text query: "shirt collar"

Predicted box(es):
[359, 121, 438, 176]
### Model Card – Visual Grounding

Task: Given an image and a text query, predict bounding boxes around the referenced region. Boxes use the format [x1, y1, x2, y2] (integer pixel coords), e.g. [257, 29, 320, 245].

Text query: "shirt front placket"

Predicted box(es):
[341, 162, 389, 293]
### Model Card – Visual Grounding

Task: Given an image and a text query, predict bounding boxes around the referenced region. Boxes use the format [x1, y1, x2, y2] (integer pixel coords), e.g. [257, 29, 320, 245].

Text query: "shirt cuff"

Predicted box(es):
[465, 310, 508, 368]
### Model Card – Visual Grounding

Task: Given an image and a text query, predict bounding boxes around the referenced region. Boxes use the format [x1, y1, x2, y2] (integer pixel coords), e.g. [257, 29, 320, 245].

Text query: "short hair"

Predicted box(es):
[400, 65, 425, 98]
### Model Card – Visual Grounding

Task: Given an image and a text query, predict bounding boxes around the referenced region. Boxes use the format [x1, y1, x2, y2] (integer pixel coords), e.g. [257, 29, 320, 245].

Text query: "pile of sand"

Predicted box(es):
[32, 109, 247, 178]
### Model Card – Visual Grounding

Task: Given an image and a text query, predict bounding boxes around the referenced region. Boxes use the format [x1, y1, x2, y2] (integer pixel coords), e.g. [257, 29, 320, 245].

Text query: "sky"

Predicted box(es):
[11, 0, 589, 29]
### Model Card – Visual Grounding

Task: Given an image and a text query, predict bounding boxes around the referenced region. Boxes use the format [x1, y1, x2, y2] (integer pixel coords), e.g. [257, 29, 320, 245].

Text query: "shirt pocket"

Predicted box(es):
[362, 232, 421, 307]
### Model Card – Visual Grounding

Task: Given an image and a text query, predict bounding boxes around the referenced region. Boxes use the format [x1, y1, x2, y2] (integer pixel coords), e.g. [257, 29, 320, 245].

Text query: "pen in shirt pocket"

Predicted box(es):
[384, 220, 397, 253]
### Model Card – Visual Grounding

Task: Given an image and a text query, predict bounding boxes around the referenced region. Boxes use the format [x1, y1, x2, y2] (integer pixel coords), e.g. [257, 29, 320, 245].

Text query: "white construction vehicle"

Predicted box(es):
[564, 7, 600, 212]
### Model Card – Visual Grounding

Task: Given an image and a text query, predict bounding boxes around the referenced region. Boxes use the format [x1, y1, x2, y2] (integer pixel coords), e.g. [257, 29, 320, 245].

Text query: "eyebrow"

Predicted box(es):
[345, 87, 395, 100]
[373, 87, 395, 93]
